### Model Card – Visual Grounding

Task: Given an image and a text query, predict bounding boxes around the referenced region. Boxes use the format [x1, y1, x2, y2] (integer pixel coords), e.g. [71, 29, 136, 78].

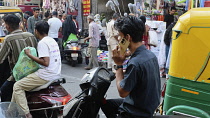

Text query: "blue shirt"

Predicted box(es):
[119, 45, 161, 118]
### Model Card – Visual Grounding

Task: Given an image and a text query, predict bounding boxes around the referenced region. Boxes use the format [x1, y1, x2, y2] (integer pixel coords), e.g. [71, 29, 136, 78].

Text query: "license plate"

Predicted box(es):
[71, 53, 78, 57]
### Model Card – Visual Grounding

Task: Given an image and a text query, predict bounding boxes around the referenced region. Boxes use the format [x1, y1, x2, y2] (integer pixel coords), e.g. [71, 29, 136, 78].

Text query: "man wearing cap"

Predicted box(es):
[84, 14, 100, 70]
[48, 11, 62, 42]
[27, 7, 41, 34]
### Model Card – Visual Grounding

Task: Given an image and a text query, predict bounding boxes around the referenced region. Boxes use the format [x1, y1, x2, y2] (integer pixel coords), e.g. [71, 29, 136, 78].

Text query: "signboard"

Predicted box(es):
[83, 0, 90, 16]
[18, 5, 39, 13]
[24, 0, 40, 5]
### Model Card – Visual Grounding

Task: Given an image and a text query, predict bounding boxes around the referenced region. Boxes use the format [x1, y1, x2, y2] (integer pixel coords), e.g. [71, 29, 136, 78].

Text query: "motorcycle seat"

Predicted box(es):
[30, 78, 66, 92]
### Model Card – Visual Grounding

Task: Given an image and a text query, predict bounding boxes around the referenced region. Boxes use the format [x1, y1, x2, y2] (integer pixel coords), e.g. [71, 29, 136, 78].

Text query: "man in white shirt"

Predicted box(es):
[48, 11, 62, 42]
[11, 21, 61, 118]
[106, 13, 120, 72]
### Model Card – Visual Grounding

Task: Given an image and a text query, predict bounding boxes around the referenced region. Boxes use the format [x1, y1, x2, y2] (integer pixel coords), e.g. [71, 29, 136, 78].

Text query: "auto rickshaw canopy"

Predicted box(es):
[170, 8, 210, 83]
[0, 6, 22, 13]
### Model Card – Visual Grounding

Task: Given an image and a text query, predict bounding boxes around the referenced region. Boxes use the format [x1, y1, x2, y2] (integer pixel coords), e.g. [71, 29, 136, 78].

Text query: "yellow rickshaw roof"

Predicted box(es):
[0, 6, 22, 13]
[173, 8, 210, 33]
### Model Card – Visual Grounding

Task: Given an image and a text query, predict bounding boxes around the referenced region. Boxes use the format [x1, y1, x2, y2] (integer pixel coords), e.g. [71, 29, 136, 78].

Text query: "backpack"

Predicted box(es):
[13, 47, 39, 81]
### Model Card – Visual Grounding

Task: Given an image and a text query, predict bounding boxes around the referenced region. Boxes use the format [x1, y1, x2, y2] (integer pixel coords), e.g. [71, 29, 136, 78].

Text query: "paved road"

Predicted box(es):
[61, 60, 166, 117]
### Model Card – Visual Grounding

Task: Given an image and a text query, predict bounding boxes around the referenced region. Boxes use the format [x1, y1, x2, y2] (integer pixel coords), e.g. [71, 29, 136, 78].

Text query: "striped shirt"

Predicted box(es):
[0, 29, 37, 81]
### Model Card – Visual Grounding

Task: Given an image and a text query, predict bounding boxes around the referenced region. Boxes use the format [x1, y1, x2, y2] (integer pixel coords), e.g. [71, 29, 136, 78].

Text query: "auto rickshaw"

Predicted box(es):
[163, 8, 210, 118]
[0, 6, 25, 43]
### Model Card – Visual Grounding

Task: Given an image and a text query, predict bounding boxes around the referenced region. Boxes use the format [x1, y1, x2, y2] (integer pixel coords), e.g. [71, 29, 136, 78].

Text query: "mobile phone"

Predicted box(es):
[118, 38, 130, 55]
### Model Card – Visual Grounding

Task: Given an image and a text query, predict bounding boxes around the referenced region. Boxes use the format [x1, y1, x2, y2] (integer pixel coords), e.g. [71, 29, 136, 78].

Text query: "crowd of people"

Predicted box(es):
[0, 5, 181, 118]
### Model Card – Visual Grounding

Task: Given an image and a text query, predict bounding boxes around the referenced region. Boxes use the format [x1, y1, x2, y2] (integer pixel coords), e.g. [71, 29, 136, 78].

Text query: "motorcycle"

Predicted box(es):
[63, 41, 83, 67]
[0, 78, 70, 118]
[62, 67, 189, 118]
[27, 78, 72, 118]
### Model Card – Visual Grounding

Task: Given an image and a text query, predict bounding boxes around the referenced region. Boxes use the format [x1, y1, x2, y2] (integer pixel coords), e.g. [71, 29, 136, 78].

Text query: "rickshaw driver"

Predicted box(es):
[101, 16, 161, 118]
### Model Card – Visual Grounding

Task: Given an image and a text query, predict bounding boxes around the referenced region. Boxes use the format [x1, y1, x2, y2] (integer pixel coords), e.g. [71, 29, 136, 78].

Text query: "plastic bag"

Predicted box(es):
[148, 31, 158, 46]
[13, 47, 39, 81]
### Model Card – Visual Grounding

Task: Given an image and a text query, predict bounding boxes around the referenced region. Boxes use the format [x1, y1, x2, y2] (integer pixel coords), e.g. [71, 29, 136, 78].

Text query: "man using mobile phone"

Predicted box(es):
[101, 16, 161, 118]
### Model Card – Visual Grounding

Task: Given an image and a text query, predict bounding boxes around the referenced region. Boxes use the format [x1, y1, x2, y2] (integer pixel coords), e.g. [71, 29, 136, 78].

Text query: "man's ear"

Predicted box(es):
[126, 34, 132, 42]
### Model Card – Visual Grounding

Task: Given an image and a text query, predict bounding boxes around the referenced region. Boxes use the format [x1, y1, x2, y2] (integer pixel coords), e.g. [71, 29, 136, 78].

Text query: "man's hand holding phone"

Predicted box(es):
[112, 45, 126, 65]
[112, 37, 130, 65]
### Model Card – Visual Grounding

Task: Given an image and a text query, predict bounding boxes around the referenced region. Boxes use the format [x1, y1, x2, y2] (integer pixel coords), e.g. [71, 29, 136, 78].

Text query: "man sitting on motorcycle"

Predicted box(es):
[101, 16, 161, 118]
[11, 21, 61, 118]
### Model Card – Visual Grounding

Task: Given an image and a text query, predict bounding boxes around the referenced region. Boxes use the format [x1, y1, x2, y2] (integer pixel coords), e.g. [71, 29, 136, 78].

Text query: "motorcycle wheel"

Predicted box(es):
[78, 54, 83, 64]
[71, 61, 77, 67]
[85, 57, 89, 65]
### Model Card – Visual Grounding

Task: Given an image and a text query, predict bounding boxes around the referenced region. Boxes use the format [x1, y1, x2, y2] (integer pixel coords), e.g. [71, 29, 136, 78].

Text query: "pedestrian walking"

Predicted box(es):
[106, 13, 120, 72]
[48, 11, 62, 42]
[27, 7, 41, 34]
[62, 15, 78, 44]
[164, 7, 176, 28]
[84, 14, 100, 70]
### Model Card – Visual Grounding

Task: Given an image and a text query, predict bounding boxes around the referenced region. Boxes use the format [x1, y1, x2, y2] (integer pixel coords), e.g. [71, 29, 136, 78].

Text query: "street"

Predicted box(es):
[61, 59, 166, 117]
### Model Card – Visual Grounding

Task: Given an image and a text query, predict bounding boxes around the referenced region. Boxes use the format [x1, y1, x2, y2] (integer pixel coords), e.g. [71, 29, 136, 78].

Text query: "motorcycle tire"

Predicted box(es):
[85, 57, 89, 65]
[71, 61, 77, 67]
[78, 54, 83, 64]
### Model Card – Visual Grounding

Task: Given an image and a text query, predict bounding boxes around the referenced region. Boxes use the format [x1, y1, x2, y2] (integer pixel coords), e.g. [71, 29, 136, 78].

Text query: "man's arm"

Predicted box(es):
[25, 49, 49, 67]
[112, 46, 130, 98]
[115, 68, 130, 98]
[59, 27, 62, 33]
[111, 24, 119, 41]
[0, 40, 10, 64]
[85, 24, 93, 41]
[27, 17, 33, 33]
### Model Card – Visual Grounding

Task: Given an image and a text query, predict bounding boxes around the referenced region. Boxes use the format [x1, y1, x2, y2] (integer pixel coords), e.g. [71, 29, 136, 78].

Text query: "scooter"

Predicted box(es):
[61, 67, 189, 118]
[63, 41, 83, 67]
[0, 78, 71, 118]
[27, 78, 72, 118]
[63, 67, 115, 118]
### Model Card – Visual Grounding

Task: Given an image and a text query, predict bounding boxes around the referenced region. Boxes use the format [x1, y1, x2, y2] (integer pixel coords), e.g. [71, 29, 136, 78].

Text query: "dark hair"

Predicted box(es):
[73, 15, 77, 20]
[114, 16, 145, 43]
[35, 21, 49, 35]
[62, 15, 78, 41]
[33, 7, 40, 12]
[25, 11, 30, 15]
[171, 7, 177, 11]
[24, 14, 30, 20]
[44, 12, 50, 18]
[3, 14, 20, 30]
[139, 15, 146, 24]
[112, 13, 120, 19]
[52, 11, 58, 16]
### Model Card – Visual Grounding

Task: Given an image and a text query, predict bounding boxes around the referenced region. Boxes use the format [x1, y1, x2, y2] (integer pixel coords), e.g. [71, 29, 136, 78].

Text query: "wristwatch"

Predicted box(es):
[114, 65, 123, 70]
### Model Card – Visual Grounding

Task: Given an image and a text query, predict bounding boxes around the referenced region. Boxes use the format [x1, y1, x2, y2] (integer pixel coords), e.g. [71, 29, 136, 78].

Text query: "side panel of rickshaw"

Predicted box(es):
[163, 8, 210, 117]
[164, 77, 210, 116]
